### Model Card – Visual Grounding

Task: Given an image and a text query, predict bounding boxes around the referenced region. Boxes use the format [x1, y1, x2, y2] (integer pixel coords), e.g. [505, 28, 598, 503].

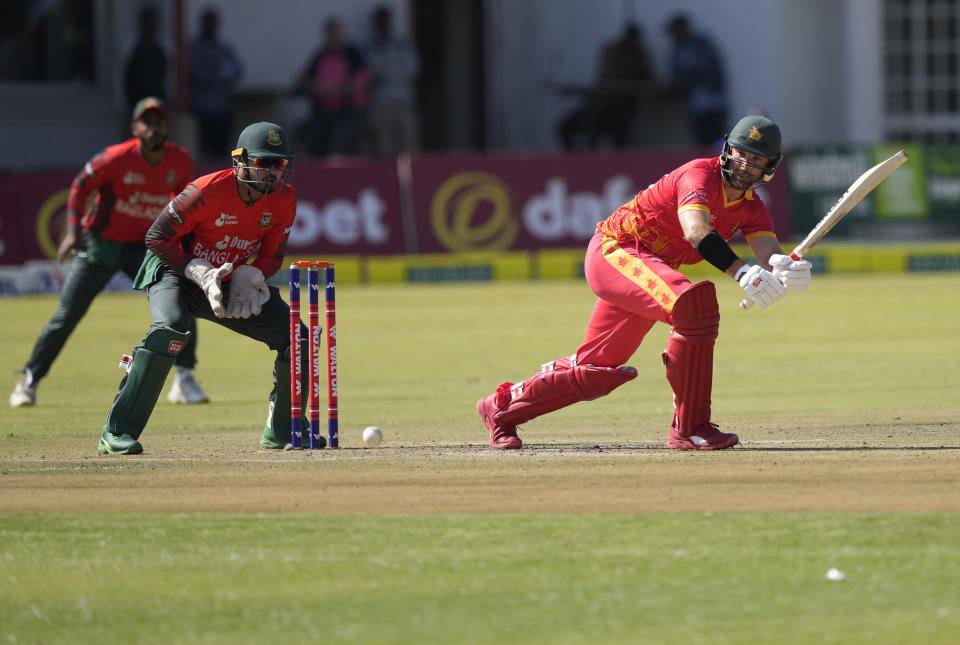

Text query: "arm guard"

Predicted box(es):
[695, 230, 740, 273]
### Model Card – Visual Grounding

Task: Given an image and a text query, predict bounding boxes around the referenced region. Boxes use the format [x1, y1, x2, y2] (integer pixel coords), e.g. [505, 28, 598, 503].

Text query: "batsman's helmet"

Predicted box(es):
[720, 115, 782, 184]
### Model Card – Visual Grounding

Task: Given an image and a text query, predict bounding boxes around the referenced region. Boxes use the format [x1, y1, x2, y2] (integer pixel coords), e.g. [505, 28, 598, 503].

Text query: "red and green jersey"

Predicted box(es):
[596, 156, 776, 269]
[138, 169, 296, 287]
[67, 138, 193, 242]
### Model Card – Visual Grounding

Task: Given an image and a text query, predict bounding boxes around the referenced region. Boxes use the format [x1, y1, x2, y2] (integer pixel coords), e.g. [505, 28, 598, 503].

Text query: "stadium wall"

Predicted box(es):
[1, 145, 958, 295]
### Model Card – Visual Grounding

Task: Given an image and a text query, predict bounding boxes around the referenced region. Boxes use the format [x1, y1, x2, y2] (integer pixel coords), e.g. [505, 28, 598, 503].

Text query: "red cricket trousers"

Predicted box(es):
[575, 232, 693, 367]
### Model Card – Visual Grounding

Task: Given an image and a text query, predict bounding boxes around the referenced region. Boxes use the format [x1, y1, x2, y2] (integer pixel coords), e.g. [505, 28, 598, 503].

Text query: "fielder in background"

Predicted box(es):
[10, 98, 209, 408]
[97, 122, 311, 455]
[477, 115, 812, 451]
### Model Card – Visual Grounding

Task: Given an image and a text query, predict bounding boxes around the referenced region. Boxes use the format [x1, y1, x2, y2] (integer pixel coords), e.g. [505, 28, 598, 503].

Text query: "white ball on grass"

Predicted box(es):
[362, 426, 383, 446]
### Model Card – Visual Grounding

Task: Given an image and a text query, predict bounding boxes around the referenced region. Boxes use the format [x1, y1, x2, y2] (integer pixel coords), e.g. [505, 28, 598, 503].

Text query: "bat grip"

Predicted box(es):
[789, 252, 801, 261]
[739, 296, 754, 310]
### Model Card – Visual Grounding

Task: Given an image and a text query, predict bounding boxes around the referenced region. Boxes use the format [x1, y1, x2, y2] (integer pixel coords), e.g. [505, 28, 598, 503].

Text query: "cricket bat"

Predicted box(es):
[741, 149, 909, 309]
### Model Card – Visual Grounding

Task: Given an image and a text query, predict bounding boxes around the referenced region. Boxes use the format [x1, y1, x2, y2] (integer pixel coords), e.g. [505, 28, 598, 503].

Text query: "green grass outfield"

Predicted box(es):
[2, 272, 959, 644]
[2, 513, 958, 644]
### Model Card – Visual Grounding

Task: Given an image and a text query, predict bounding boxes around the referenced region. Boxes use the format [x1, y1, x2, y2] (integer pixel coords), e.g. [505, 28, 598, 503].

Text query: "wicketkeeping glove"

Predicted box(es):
[769, 254, 812, 291]
[739, 264, 786, 310]
[225, 264, 269, 319]
[185, 259, 233, 318]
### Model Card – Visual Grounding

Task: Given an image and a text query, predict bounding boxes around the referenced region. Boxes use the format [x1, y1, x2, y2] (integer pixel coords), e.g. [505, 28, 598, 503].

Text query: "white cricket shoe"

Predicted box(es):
[9, 377, 36, 407]
[167, 368, 210, 404]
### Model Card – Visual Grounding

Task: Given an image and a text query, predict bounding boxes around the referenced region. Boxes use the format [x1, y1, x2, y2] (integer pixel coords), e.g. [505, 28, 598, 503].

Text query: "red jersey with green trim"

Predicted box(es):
[145, 169, 296, 280]
[596, 156, 776, 269]
[67, 138, 193, 242]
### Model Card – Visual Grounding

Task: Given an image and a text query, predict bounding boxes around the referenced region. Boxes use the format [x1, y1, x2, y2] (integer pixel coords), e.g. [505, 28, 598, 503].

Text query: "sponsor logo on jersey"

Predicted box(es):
[191, 243, 243, 266]
[259, 213, 272, 229]
[686, 189, 709, 203]
[214, 212, 239, 227]
[123, 171, 146, 185]
[214, 234, 256, 252]
[168, 203, 183, 223]
[109, 191, 171, 219]
[127, 192, 170, 206]
[166, 170, 176, 185]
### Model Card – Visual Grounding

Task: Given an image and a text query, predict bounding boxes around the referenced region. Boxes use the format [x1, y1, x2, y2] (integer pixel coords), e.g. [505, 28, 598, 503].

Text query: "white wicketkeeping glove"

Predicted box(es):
[739, 264, 786, 310]
[225, 264, 269, 319]
[769, 254, 812, 291]
[185, 259, 233, 318]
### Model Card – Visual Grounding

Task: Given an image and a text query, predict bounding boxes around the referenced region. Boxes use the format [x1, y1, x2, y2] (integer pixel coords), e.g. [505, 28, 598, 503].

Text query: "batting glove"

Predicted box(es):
[185, 259, 233, 318]
[739, 264, 786, 309]
[225, 264, 269, 319]
[769, 254, 813, 291]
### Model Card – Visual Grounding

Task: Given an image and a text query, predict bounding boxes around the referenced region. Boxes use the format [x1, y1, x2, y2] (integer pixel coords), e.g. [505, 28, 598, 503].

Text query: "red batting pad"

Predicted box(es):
[494, 360, 637, 428]
[662, 281, 720, 436]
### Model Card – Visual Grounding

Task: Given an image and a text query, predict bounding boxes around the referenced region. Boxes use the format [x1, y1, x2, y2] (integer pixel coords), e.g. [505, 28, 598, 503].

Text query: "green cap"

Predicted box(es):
[132, 96, 168, 120]
[726, 115, 781, 159]
[233, 122, 293, 159]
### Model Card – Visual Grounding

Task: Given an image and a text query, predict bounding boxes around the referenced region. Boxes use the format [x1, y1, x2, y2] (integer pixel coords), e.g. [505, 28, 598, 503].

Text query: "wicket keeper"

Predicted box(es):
[478, 115, 813, 451]
[10, 98, 209, 408]
[97, 122, 312, 455]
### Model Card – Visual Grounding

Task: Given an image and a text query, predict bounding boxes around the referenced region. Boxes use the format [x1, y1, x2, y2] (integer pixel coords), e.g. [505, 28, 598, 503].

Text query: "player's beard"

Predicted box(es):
[142, 132, 167, 152]
[252, 180, 277, 195]
[242, 168, 280, 197]
[724, 163, 763, 191]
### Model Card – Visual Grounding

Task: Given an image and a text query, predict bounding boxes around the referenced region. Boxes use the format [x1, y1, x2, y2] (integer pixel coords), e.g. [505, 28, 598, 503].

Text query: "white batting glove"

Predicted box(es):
[770, 254, 812, 291]
[185, 259, 233, 318]
[739, 264, 786, 310]
[225, 264, 269, 319]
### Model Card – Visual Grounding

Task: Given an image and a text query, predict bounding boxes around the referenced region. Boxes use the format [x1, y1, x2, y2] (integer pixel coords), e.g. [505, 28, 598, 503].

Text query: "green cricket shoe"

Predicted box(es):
[260, 423, 326, 450]
[98, 427, 144, 455]
[260, 425, 288, 450]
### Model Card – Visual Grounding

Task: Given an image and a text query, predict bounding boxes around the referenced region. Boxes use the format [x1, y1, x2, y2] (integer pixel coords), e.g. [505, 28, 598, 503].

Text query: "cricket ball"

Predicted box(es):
[362, 426, 383, 447]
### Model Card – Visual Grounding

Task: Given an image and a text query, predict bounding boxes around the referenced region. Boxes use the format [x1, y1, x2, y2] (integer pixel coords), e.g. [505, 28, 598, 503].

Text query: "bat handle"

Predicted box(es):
[739, 296, 755, 310]
[789, 251, 801, 261]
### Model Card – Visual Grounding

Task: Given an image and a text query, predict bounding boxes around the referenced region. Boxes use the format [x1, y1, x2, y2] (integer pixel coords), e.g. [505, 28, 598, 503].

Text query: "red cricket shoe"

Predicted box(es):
[667, 423, 739, 451]
[476, 392, 522, 450]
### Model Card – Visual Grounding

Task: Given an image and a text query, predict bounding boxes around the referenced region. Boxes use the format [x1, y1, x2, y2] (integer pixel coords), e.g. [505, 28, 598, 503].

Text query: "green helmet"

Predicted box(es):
[232, 122, 293, 195]
[721, 115, 783, 186]
[233, 122, 293, 160]
[726, 115, 781, 159]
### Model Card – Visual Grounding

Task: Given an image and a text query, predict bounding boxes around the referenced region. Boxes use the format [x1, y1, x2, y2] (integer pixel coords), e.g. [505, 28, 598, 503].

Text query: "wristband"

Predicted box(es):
[66, 210, 82, 232]
[695, 230, 740, 273]
[734, 265, 750, 282]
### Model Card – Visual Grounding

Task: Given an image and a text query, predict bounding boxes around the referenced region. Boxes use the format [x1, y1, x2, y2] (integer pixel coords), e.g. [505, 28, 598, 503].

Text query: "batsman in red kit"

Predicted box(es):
[97, 122, 311, 455]
[10, 97, 209, 409]
[477, 115, 813, 451]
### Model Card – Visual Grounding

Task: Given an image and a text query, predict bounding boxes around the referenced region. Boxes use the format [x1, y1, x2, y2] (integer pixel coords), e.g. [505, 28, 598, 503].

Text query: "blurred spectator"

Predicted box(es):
[364, 5, 420, 158]
[0, 1, 94, 82]
[295, 17, 371, 156]
[556, 23, 655, 150]
[124, 5, 167, 112]
[665, 13, 729, 147]
[189, 7, 243, 160]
